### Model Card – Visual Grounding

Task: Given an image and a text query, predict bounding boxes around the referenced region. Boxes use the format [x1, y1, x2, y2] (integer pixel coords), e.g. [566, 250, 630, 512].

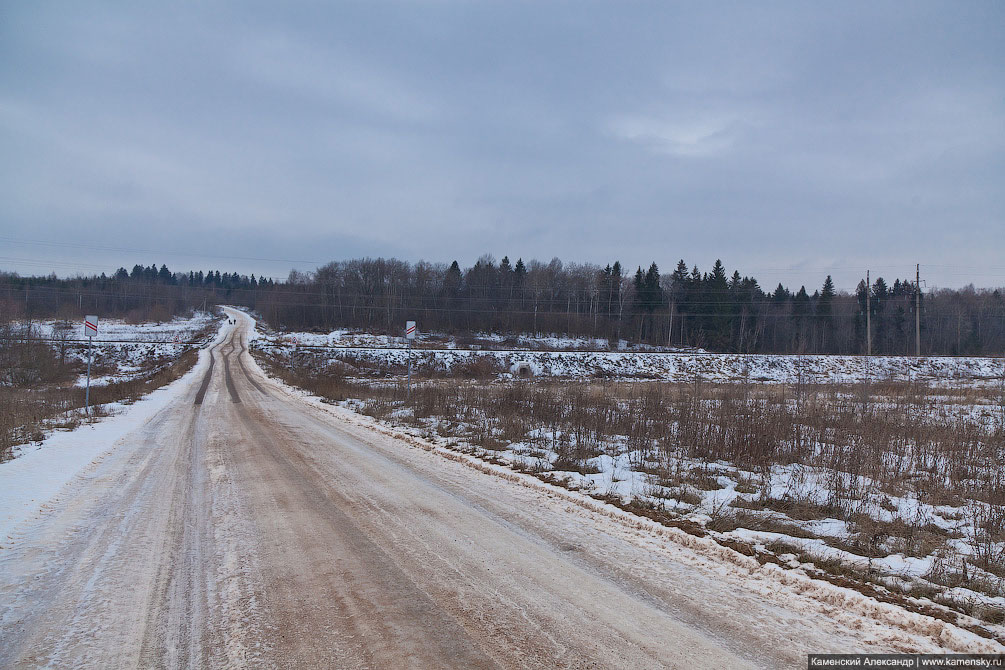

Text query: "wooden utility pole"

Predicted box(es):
[866, 270, 871, 356]
[915, 264, 921, 356]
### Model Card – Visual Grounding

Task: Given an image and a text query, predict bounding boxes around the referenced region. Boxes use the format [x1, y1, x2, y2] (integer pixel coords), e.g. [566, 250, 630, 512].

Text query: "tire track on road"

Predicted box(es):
[194, 341, 221, 406]
[236, 334, 266, 395]
[222, 337, 241, 404]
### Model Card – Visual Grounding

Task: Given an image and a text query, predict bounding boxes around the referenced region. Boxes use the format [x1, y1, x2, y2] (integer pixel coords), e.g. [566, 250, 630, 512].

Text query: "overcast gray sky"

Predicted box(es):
[2, 1, 1003, 292]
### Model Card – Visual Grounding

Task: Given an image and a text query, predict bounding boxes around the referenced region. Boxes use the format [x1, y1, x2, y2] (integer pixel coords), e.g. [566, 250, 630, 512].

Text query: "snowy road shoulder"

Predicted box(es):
[0, 320, 225, 543]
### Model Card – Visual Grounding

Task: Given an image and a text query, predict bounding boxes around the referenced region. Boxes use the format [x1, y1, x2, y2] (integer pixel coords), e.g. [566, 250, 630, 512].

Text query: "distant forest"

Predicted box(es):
[2, 257, 1004, 356]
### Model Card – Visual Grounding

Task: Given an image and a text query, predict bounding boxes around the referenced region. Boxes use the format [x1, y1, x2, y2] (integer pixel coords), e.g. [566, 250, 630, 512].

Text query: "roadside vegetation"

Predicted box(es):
[0, 312, 219, 461]
[256, 345, 1005, 638]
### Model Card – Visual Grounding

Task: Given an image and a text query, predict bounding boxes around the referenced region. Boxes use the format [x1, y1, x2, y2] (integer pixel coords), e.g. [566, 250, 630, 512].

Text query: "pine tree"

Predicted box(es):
[672, 260, 688, 286]
[872, 277, 888, 303]
[644, 262, 662, 312]
[632, 267, 646, 341]
[792, 286, 810, 317]
[819, 275, 835, 314]
[702, 260, 729, 347]
[499, 256, 513, 299]
[513, 258, 526, 292]
[444, 261, 462, 299]
[792, 286, 811, 351]
[729, 270, 742, 293]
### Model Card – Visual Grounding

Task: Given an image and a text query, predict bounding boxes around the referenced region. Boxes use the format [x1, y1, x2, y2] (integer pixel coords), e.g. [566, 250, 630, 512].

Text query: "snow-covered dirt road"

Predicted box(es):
[1, 309, 1000, 669]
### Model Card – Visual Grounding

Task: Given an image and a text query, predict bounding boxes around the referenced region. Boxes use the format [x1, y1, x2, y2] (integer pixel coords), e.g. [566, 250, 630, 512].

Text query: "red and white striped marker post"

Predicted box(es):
[405, 321, 416, 400]
[83, 315, 98, 414]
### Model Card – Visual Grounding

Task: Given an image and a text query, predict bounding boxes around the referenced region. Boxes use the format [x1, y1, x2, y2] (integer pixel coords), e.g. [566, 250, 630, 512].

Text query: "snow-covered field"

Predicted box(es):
[34, 311, 219, 387]
[254, 328, 1005, 385]
[35, 312, 218, 343]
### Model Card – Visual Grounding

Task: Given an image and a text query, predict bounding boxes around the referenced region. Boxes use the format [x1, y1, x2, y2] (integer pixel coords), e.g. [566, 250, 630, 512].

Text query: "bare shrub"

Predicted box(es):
[449, 355, 506, 378]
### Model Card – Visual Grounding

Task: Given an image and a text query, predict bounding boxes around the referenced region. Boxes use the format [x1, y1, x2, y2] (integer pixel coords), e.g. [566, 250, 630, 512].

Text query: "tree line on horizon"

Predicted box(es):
[2, 256, 1003, 356]
[0, 264, 274, 324]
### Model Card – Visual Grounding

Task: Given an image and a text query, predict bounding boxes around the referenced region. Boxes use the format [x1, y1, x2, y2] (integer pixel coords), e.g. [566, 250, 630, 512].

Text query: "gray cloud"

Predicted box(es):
[1, 1, 1003, 291]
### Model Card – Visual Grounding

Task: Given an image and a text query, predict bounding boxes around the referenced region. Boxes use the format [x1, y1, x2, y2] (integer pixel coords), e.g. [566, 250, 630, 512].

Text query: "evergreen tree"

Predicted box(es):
[444, 261, 462, 299]
[671, 260, 689, 287]
[643, 262, 662, 312]
[631, 266, 655, 341]
[709, 260, 728, 290]
[819, 275, 835, 315]
[703, 260, 730, 347]
[499, 256, 513, 299]
[690, 265, 702, 284]
[632, 266, 645, 305]
[818, 275, 836, 351]
[513, 258, 527, 293]
[872, 277, 888, 303]
[792, 286, 810, 317]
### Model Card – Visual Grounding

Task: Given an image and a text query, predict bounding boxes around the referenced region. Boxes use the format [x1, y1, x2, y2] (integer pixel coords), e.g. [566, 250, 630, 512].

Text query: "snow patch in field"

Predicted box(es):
[31, 311, 218, 388]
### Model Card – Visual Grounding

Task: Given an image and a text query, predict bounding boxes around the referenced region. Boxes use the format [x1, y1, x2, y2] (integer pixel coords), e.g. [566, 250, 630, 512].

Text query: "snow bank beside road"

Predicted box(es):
[0, 318, 224, 543]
